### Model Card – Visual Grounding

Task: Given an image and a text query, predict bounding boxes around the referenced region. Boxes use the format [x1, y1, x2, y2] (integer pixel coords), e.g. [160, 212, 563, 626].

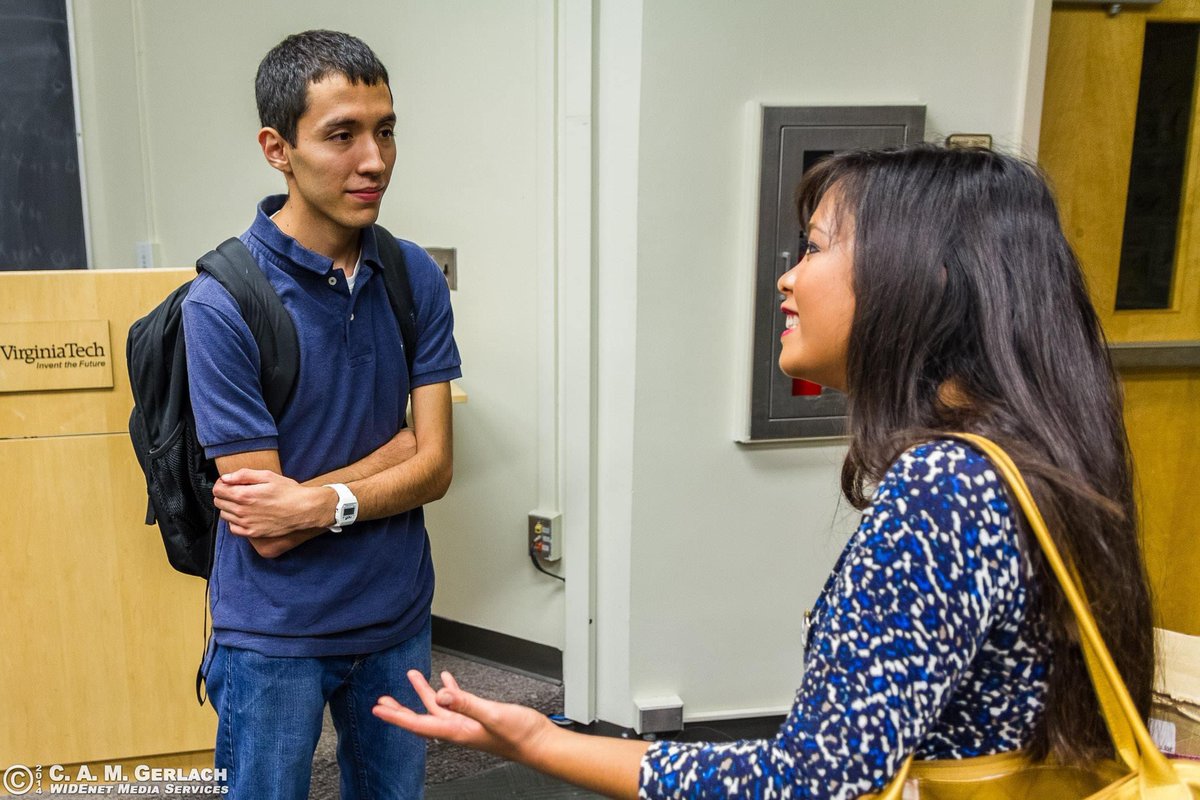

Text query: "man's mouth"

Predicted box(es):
[348, 187, 385, 202]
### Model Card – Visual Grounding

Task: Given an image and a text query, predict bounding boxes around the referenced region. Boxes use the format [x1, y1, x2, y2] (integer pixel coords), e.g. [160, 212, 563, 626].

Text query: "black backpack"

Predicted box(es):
[127, 225, 418, 578]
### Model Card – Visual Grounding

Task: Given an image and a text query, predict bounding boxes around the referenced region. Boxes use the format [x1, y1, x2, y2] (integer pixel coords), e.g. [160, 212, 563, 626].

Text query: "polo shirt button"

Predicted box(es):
[328, 276, 337, 286]
[349, 313, 355, 321]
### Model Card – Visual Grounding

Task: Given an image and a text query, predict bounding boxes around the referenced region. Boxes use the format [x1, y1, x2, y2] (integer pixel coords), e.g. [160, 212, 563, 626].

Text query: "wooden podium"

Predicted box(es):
[0, 269, 215, 771]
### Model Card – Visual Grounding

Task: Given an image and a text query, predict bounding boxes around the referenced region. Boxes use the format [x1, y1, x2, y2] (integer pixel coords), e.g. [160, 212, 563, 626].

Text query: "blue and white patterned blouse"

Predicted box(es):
[639, 441, 1051, 799]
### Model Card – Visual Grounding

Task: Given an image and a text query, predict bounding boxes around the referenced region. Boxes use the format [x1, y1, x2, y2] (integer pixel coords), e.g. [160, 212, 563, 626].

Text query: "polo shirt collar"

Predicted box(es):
[248, 194, 383, 276]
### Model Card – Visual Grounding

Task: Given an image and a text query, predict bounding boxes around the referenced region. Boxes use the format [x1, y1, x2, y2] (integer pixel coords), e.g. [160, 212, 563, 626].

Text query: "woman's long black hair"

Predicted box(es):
[796, 144, 1154, 763]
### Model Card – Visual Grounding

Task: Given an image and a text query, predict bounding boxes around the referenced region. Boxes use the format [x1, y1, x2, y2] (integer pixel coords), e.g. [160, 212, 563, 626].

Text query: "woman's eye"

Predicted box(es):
[801, 238, 820, 258]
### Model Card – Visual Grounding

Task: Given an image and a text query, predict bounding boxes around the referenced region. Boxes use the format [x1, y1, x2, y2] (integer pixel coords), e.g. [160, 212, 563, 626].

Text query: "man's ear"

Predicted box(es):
[258, 127, 292, 175]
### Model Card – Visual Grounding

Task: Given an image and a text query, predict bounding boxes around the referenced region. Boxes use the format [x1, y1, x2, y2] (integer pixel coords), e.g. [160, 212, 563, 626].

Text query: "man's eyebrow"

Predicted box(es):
[316, 112, 397, 131]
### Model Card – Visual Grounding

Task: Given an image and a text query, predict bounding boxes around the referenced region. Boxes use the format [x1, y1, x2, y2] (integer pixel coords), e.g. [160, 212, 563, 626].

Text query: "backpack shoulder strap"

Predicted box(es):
[197, 238, 299, 420]
[372, 224, 418, 380]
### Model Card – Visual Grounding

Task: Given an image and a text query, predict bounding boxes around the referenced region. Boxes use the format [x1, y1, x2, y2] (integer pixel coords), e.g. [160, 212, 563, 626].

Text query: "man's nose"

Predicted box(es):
[359, 139, 386, 173]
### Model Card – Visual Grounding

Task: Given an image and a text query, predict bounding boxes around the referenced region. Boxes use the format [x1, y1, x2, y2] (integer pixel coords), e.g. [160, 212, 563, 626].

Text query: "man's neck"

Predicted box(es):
[271, 201, 362, 273]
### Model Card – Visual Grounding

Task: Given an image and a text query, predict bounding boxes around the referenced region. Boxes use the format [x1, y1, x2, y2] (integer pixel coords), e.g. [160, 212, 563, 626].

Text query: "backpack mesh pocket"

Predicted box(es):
[146, 419, 216, 576]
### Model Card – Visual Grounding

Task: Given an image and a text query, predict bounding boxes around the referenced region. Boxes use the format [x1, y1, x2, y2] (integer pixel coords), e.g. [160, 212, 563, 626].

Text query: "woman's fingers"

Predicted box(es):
[371, 696, 416, 725]
[435, 684, 491, 724]
[372, 699, 449, 737]
[407, 669, 446, 714]
[426, 670, 481, 720]
[405, 669, 489, 733]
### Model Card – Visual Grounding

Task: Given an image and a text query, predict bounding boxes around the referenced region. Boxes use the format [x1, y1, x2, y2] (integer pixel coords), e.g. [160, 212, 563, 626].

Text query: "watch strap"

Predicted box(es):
[323, 483, 358, 532]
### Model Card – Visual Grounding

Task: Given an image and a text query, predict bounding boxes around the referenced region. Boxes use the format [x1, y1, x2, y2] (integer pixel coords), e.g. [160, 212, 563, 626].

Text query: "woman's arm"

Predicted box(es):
[373, 671, 648, 799]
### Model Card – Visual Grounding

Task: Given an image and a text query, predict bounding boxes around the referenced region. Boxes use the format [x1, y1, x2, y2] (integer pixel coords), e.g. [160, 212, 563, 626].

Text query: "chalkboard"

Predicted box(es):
[0, 0, 88, 270]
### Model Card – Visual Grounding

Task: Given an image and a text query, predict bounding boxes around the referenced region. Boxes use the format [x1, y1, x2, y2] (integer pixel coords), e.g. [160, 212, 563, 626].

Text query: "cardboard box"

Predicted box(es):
[1150, 628, 1200, 759]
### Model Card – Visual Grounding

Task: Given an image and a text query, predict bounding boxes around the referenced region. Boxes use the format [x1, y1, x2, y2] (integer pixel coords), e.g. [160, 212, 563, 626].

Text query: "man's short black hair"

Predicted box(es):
[256, 30, 390, 146]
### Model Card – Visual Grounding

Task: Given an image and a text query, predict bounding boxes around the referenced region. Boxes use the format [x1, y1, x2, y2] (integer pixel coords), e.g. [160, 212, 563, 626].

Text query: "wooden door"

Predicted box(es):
[1040, 0, 1200, 635]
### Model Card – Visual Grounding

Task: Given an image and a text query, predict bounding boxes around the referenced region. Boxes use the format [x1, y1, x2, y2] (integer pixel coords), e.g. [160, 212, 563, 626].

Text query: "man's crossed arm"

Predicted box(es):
[212, 382, 453, 559]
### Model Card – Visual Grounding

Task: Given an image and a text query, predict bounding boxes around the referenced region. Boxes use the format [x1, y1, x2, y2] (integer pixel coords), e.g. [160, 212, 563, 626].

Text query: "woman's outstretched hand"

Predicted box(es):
[372, 669, 554, 762]
[374, 668, 648, 799]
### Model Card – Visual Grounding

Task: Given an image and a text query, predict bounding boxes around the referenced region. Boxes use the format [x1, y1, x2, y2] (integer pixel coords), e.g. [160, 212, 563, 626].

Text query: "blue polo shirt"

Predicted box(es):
[182, 195, 461, 657]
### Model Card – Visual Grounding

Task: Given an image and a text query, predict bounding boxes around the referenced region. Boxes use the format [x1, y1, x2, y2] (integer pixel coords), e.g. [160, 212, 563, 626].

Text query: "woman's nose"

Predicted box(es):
[777, 262, 799, 295]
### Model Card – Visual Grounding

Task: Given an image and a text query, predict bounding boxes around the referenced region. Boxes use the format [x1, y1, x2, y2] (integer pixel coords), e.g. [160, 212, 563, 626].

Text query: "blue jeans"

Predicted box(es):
[206, 618, 431, 800]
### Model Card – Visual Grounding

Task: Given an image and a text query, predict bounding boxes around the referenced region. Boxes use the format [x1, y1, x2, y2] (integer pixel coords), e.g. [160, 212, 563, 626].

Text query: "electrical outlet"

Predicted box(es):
[528, 511, 562, 561]
[135, 241, 159, 269]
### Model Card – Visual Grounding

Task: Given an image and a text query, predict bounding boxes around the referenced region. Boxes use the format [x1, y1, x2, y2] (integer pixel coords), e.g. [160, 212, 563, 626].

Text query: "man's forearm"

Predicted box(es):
[303, 428, 417, 487]
[216, 434, 446, 550]
[343, 447, 452, 523]
[298, 427, 448, 525]
[216, 384, 454, 549]
[336, 382, 454, 524]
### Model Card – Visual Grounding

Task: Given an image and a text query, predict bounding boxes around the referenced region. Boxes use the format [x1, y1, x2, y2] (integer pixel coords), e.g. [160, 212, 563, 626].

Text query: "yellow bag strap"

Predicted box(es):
[949, 434, 1184, 795]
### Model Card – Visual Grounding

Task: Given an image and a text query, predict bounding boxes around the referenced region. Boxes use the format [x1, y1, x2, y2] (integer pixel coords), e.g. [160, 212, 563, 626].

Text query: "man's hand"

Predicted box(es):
[214, 468, 333, 540]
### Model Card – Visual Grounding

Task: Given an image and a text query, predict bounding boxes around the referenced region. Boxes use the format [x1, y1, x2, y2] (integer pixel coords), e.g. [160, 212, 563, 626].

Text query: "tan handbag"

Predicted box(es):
[864, 433, 1200, 800]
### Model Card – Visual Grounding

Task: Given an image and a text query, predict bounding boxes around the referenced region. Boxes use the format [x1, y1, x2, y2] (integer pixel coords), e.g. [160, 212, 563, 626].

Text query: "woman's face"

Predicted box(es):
[776, 191, 856, 391]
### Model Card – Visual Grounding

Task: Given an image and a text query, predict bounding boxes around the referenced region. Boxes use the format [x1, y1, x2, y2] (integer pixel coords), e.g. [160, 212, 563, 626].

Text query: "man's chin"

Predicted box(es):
[342, 208, 383, 230]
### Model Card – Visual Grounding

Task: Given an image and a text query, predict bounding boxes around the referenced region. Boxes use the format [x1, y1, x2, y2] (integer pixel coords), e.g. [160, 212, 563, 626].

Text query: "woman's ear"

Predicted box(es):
[258, 127, 292, 175]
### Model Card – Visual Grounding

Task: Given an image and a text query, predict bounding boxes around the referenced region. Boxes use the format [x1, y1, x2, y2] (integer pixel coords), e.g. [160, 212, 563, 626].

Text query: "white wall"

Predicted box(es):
[73, 0, 564, 648]
[597, 0, 1051, 725]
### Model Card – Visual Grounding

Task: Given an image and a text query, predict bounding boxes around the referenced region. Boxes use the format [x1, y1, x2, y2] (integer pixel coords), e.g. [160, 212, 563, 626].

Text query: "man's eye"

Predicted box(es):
[379, 128, 395, 139]
[330, 132, 351, 142]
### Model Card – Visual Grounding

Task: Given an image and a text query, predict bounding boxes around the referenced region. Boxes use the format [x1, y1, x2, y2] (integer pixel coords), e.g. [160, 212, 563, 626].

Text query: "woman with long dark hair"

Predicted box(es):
[373, 145, 1155, 798]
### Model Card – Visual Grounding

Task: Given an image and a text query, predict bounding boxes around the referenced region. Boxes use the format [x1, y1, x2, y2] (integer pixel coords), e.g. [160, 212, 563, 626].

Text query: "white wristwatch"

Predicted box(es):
[324, 483, 359, 532]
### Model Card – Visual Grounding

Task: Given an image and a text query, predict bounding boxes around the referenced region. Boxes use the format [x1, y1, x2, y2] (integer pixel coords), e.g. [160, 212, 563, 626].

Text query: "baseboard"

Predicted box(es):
[577, 715, 786, 742]
[674, 714, 787, 741]
[431, 616, 562, 682]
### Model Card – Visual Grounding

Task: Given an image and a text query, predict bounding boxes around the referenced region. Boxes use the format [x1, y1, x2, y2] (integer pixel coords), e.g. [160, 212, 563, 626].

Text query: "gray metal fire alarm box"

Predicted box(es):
[747, 105, 925, 441]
